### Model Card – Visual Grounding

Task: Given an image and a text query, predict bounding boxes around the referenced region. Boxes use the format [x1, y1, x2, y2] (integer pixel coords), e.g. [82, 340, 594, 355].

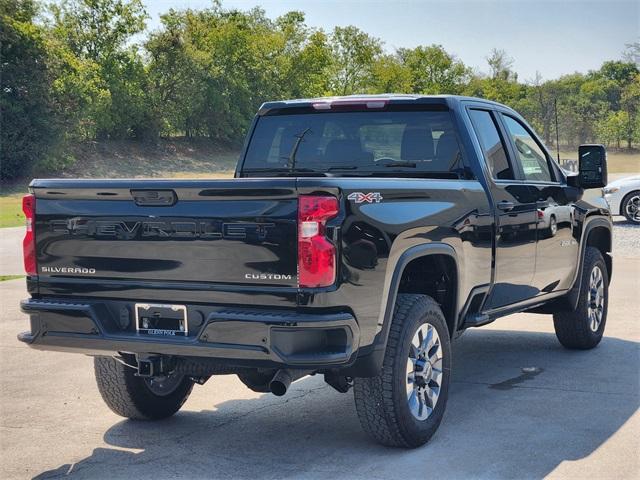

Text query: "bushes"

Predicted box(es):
[2, 0, 639, 180]
[1, 1, 59, 179]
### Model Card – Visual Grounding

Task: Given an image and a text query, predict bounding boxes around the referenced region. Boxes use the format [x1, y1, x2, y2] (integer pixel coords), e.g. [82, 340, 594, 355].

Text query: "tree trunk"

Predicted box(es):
[627, 109, 633, 150]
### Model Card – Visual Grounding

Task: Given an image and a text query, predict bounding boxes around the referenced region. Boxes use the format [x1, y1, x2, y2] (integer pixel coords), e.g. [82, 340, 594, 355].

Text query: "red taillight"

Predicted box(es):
[22, 194, 36, 276]
[298, 195, 339, 288]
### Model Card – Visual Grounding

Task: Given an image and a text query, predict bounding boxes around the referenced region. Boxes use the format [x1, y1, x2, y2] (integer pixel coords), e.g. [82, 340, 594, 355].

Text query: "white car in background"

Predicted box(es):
[603, 175, 640, 224]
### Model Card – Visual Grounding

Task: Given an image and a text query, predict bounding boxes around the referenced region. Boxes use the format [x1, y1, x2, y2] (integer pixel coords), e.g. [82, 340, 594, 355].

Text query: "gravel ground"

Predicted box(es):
[613, 218, 640, 258]
[2, 259, 639, 479]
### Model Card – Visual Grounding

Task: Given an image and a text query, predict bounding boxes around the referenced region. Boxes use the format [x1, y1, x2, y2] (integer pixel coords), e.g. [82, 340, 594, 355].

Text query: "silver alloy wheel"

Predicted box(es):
[550, 217, 558, 236]
[624, 194, 640, 223]
[406, 323, 443, 421]
[587, 265, 605, 332]
[144, 372, 185, 397]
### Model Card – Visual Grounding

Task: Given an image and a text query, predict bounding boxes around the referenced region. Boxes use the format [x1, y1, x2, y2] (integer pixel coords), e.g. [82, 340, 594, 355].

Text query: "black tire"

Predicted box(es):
[553, 247, 608, 349]
[353, 294, 451, 448]
[621, 190, 640, 224]
[94, 356, 194, 420]
[547, 215, 557, 238]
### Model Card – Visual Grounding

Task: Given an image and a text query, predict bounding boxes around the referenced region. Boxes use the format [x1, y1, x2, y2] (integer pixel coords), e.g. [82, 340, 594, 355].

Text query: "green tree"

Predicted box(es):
[524, 73, 557, 145]
[463, 75, 524, 106]
[0, 0, 60, 179]
[2, 1, 638, 179]
[621, 74, 640, 148]
[46, 33, 110, 141]
[328, 26, 382, 95]
[398, 45, 470, 94]
[370, 54, 412, 93]
[570, 76, 611, 145]
[486, 48, 517, 82]
[462, 49, 522, 110]
[597, 110, 630, 148]
[147, 5, 332, 142]
[145, 9, 202, 136]
[600, 60, 639, 85]
[190, 6, 290, 141]
[49, 0, 146, 63]
[49, 0, 150, 139]
[271, 12, 332, 98]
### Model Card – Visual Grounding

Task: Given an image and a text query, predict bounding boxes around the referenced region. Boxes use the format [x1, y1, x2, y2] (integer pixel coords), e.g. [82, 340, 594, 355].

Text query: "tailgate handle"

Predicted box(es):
[131, 189, 177, 206]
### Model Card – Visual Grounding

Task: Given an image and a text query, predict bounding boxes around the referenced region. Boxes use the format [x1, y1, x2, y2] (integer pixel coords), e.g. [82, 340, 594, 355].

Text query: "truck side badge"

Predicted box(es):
[348, 192, 383, 204]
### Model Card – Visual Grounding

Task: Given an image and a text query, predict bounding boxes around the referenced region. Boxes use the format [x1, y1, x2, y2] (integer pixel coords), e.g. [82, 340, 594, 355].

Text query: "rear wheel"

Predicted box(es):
[553, 247, 608, 349]
[548, 215, 557, 237]
[94, 356, 194, 420]
[621, 191, 640, 224]
[353, 294, 451, 448]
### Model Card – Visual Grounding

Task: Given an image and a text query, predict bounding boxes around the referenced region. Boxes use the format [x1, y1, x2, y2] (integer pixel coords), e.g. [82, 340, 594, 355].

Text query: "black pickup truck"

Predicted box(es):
[19, 95, 612, 448]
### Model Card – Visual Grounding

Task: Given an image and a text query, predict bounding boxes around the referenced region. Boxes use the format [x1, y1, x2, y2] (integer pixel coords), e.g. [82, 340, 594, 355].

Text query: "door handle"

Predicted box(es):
[131, 189, 177, 206]
[497, 201, 515, 212]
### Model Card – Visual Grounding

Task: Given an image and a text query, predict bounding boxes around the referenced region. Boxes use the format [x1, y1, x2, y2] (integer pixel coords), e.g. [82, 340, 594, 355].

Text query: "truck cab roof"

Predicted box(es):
[258, 94, 514, 116]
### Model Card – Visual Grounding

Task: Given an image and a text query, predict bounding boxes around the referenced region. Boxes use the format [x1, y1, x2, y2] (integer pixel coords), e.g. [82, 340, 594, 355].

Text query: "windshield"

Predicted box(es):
[242, 110, 465, 177]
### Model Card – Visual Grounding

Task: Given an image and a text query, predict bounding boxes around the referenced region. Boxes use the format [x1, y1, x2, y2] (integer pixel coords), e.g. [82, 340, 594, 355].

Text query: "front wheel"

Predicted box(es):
[353, 294, 451, 448]
[548, 215, 557, 237]
[94, 356, 194, 420]
[622, 191, 640, 224]
[553, 247, 608, 349]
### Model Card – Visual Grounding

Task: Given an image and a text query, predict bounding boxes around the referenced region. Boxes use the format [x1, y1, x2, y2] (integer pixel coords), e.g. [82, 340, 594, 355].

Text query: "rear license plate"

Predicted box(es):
[135, 303, 188, 337]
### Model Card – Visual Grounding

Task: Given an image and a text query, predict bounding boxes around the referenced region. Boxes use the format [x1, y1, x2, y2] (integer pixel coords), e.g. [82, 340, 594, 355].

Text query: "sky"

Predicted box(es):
[143, 0, 639, 81]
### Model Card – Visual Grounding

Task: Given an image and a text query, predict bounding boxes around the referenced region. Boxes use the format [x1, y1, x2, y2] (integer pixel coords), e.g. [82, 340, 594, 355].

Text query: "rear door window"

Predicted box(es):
[468, 109, 514, 180]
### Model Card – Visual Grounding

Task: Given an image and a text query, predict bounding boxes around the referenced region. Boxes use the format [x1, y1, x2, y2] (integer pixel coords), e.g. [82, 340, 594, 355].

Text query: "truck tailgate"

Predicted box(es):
[31, 179, 298, 287]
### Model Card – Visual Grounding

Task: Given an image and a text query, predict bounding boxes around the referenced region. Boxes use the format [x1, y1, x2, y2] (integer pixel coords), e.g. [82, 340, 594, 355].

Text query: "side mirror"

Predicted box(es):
[577, 144, 607, 189]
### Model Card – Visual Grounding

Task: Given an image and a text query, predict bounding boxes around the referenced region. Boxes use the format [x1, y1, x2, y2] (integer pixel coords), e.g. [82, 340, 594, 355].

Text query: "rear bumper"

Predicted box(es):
[19, 298, 359, 369]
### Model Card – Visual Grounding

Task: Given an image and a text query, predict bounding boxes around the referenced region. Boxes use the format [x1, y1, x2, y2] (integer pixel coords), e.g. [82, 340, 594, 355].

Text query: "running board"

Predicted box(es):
[461, 313, 493, 328]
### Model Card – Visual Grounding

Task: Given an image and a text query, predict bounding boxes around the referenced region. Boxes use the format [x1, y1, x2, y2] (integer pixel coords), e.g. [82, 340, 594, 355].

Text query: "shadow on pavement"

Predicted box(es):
[34, 329, 639, 479]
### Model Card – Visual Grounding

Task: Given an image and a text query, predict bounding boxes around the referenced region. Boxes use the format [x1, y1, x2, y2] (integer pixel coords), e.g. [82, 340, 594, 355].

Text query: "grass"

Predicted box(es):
[0, 275, 24, 282]
[1, 138, 238, 228]
[62, 138, 240, 179]
[605, 151, 640, 173]
[0, 194, 25, 228]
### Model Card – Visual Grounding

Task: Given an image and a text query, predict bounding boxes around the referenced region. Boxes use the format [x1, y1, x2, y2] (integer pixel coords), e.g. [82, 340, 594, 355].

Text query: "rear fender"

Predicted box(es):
[375, 243, 459, 356]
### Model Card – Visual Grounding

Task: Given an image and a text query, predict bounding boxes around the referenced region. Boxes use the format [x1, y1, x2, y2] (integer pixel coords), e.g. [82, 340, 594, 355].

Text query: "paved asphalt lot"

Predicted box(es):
[0, 227, 638, 479]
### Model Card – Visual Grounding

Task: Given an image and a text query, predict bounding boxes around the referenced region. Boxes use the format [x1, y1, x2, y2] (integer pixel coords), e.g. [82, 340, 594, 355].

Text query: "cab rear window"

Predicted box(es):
[243, 110, 466, 177]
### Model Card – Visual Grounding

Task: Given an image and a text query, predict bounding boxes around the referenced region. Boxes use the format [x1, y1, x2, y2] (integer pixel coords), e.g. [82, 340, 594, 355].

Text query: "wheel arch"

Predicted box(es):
[378, 244, 460, 346]
[567, 218, 613, 310]
[584, 223, 612, 282]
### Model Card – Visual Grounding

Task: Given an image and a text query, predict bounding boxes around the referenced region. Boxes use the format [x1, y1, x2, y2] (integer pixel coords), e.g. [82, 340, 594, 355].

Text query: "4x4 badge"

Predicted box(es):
[348, 192, 383, 204]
